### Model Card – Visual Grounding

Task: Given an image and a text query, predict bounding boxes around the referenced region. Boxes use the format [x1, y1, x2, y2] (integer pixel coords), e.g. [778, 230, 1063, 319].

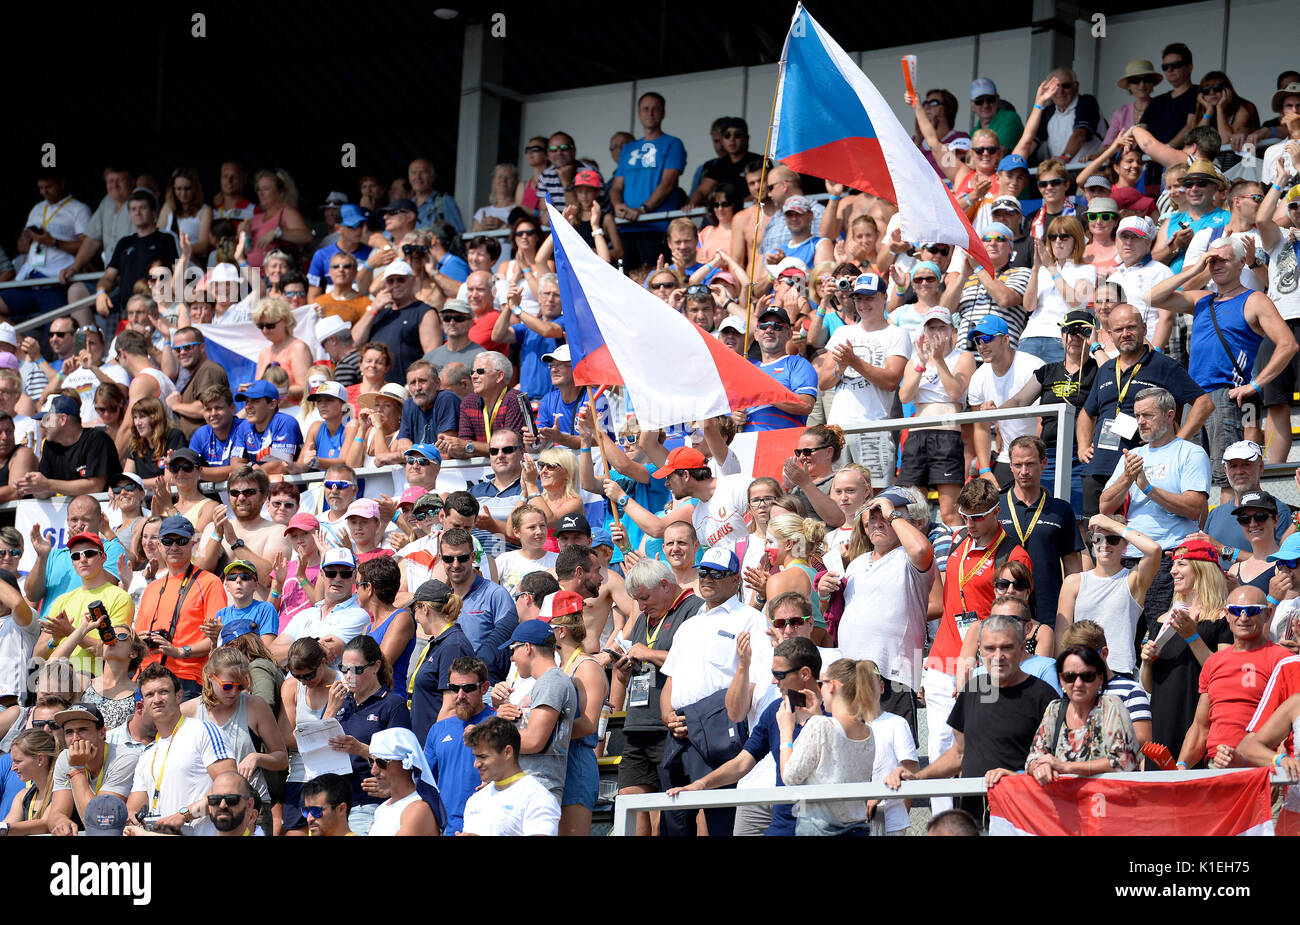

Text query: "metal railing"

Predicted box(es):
[610, 767, 1292, 835]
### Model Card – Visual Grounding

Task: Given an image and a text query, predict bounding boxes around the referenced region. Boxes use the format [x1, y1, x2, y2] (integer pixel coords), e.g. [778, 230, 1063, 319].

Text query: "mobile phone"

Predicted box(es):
[75, 329, 88, 352]
[26, 225, 42, 235]
[787, 689, 805, 710]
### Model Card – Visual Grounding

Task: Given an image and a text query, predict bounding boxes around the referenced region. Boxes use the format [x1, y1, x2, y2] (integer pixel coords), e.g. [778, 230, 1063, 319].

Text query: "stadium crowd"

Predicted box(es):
[3, 43, 1300, 838]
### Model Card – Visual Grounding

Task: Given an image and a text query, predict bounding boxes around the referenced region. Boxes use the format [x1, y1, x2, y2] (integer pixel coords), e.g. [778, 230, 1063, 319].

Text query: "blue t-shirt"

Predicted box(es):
[190, 419, 254, 468]
[0, 758, 20, 818]
[1105, 437, 1212, 549]
[215, 601, 279, 637]
[512, 322, 559, 400]
[606, 461, 672, 565]
[398, 393, 459, 445]
[306, 242, 373, 288]
[615, 134, 688, 232]
[536, 389, 611, 441]
[425, 705, 495, 835]
[233, 412, 303, 465]
[435, 254, 470, 284]
[38, 541, 127, 619]
[742, 699, 827, 836]
[1166, 209, 1230, 273]
[1187, 290, 1261, 391]
[746, 355, 818, 431]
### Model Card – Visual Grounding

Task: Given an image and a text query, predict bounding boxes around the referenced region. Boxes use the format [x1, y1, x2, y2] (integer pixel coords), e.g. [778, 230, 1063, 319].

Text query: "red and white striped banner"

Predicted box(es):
[988, 768, 1275, 836]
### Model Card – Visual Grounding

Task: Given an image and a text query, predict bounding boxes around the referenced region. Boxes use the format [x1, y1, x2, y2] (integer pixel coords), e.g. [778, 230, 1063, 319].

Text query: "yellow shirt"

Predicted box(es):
[49, 581, 135, 674]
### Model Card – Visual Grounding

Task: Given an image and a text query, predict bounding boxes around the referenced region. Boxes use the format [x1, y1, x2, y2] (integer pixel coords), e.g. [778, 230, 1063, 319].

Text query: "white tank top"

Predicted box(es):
[1076, 569, 1144, 674]
[369, 790, 422, 836]
[141, 367, 178, 404]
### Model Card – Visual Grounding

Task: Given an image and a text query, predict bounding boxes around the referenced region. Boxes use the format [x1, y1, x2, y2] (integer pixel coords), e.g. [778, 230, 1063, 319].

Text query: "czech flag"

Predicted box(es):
[772, 5, 993, 273]
[547, 202, 801, 431]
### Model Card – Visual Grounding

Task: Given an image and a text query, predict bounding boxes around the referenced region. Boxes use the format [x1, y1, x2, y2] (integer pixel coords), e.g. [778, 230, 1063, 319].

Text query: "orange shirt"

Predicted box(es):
[317, 292, 371, 324]
[926, 531, 1032, 677]
[135, 567, 227, 682]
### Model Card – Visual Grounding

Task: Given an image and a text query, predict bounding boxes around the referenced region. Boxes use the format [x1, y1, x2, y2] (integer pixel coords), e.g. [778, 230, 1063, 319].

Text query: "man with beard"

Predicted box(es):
[192, 771, 262, 836]
[424, 656, 494, 835]
[197, 465, 290, 590]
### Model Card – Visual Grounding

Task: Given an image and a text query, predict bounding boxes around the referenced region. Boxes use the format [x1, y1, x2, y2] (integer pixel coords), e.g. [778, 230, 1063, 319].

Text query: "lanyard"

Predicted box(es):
[1008, 491, 1047, 546]
[40, 196, 72, 231]
[1114, 359, 1143, 406]
[957, 528, 1004, 612]
[482, 389, 507, 444]
[645, 589, 692, 649]
[407, 623, 449, 699]
[149, 717, 185, 811]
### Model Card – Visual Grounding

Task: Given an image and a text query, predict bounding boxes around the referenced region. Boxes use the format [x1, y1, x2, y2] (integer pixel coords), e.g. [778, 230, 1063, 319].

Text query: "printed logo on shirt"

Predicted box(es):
[1145, 463, 1169, 480]
[626, 144, 658, 168]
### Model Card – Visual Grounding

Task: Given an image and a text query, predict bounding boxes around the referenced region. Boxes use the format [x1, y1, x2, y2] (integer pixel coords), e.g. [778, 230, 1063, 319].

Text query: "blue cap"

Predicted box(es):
[500, 619, 557, 649]
[235, 380, 278, 402]
[406, 443, 443, 463]
[84, 793, 129, 836]
[220, 618, 258, 645]
[590, 526, 614, 550]
[998, 154, 1029, 173]
[1268, 534, 1300, 563]
[158, 515, 195, 540]
[852, 272, 883, 295]
[697, 546, 740, 573]
[972, 315, 1010, 337]
[36, 394, 80, 418]
[982, 222, 1014, 241]
[339, 204, 368, 227]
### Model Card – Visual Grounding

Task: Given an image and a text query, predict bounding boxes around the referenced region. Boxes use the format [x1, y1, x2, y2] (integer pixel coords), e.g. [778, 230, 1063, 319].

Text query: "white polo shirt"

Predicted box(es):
[661, 598, 769, 713]
[282, 595, 371, 644]
[130, 717, 232, 818]
[1108, 257, 1174, 335]
[461, 771, 560, 836]
[16, 196, 91, 280]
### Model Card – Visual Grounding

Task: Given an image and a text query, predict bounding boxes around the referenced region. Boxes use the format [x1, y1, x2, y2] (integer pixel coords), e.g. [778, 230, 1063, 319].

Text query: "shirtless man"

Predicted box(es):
[729, 159, 779, 274]
[197, 465, 290, 594]
[659, 520, 700, 595]
[554, 525, 635, 660]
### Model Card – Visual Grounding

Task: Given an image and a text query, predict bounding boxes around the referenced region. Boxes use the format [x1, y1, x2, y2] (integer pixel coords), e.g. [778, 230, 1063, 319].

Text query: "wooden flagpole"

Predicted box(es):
[743, 45, 790, 356]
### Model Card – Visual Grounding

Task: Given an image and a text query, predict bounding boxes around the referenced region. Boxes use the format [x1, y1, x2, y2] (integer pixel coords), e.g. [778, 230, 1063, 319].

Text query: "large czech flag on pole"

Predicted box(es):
[547, 202, 802, 431]
[772, 5, 994, 273]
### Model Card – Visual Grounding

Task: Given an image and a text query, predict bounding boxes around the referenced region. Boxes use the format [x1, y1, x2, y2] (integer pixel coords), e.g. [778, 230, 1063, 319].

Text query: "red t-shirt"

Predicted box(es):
[926, 530, 1032, 676]
[468, 310, 507, 355]
[1246, 654, 1300, 733]
[1199, 643, 1292, 754]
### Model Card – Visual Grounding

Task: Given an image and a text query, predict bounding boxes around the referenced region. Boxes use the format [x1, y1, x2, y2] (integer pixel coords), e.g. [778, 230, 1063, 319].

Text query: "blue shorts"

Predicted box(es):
[282, 781, 307, 830]
[561, 737, 599, 809]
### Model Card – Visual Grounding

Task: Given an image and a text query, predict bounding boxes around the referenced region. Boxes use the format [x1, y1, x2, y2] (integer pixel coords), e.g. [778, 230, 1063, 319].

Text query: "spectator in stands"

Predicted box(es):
[461, 715, 560, 836]
[241, 170, 311, 270]
[407, 158, 463, 234]
[2, 173, 90, 321]
[1173, 71, 1259, 152]
[1152, 160, 1229, 274]
[1102, 62, 1160, 145]
[954, 226, 1032, 349]
[493, 296, 565, 409]
[1139, 44, 1198, 143]
[158, 167, 212, 259]
[1058, 514, 1162, 677]
[315, 249, 372, 326]
[306, 205, 372, 302]
[691, 117, 758, 208]
[351, 260, 438, 385]
[1256, 163, 1300, 463]
[311, 317, 358, 389]
[94, 189, 179, 318]
[1024, 643, 1140, 783]
[912, 88, 970, 178]
[473, 164, 519, 234]
[122, 397, 184, 480]
[299, 772, 352, 837]
[965, 316, 1041, 489]
[392, 360, 457, 451]
[565, 172, 623, 263]
[61, 166, 133, 304]
[229, 380, 303, 475]
[441, 351, 526, 460]
[21, 395, 121, 498]
[163, 328, 228, 439]
[970, 78, 1023, 150]
[406, 579, 476, 745]
[437, 527, 517, 679]
[1020, 215, 1093, 361]
[424, 655, 493, 835]
[1025, 70, 1105, 163]
[423, 299, 483, 375]
[25, 496, 125, 627]
[277, 638, 335, 832]
[36, 530, 133, 679]
[0, 411, 35, 503]
[535, 133, 587, 213]
[211, 161, 252, 221]
[187, 384, 249, 484]
[519, 139, 550, 216]
[611, 92, 687, 270]
[1060, 619, 1153, 743]
[3, 729, 62, 834]
[43, 702, 137, 835]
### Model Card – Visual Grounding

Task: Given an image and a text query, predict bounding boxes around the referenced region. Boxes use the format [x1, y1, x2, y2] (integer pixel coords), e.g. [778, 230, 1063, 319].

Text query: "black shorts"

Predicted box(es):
[1258, 319, 1300, 406]
[897, 430, 965, 487]
[617, 729, 668, 791]
[1082, 474, 1109, 518]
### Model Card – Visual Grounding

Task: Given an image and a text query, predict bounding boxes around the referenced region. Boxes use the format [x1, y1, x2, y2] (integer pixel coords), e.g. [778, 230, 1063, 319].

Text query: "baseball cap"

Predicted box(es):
[920, 307, 955, 328]
[307, 381, 348, 403]
[852, 272, 883, 295]
[556, 513, 591, 536]
[209, 262, 241, 284]
[384, 198, 417, 214]
[1269, 534, 1300, 563]
[972, 315, 1010, 337]
[235, 381, 278, 402]
[1086, 197, 1119, 215]
[169, 448, 204, 467]
[286, 512, 320, 534]
[111, 472, 146, 491]
[411, 579, 454, 607]
[321, 191, 348, 208]
[360, 383, 409, 410]
[1060, 309, 1097, 330]
[590, 526, 614, 550]
[757, 306, 792, 325]
[413, 493, 444, 515]
[1083, 174, 1113, 191]
[1232, 490, 1277, 517]
[220, 618, 258, 645]
[338, 203, 368, 227]
[316, 314, 352, 343]
[981, 222, 1014, 240]
[66, 531, 105, 553]
[1113, 187, 1156, 214]
[36, 394, 79, 418]
[346, 499, 381, 520]
[773, 256, 809, 278]
[84, 794, 129, 836]
[321, 547, 357, 570]
[698, 546, 740, 574]
[717, 317, 746, 336]
[653, 445, 709, 478]
[998, 154, 1029, 173]
[383, 259, 415, 278]
[399, 486, 428, 506]
[500, 619, 556, 649]
[0, 353, 19, 372]
[1223, 440, 1264, 462]
[158, 515, 195, 540]
[1287, 186, 1300, 206]
[542, 344, 572, 364]
[573, 169, 602, 189]
[441, 299, 471, 316]
[405, 443, 442, 463]
[783, 195, 813, 214]
[538, 590, 586, 621]
[1116, 215, 1154, 239]
[1173, 539, 1219, 564]
[971, 77, 997, 99]
[224, 559, 259, 579]
[989, 196, 1022, 215]
[54, 703, 105, 728]
[875, 486, 920, 511]
[0, 323, 18, 347]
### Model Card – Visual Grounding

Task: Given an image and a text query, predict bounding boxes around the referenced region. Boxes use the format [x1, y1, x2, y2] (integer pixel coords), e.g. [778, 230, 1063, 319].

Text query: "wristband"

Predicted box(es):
[1273, 183, 1285, 193]
[579, 446, 591, 454]
[978, 467, 992, 475]
[1182, 632, 1200, 645]
[1268, 595, 1282, 606]
[1250, 378, 1261, 394]
[1033, 102, 1044, 111]
[1139, 482, 1153, 496]
[592, 228, 605, 237]
[1176, 760, 1188, 769]
[781, 742, 794, 749]
[828, 196, 841, 202]
[1051, 273, 1062, 282]
[353, 436, 365, 444]
[894, 285, 907, 295]
[914, 363, 927, 373]
[1275, 753, 1286, 767]
[270, 590, 281, 599]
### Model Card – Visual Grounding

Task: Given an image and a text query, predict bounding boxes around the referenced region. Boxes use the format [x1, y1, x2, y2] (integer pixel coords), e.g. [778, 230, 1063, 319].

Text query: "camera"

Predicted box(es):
[144, 628, 171, 649]
[835, 277, 854, 292]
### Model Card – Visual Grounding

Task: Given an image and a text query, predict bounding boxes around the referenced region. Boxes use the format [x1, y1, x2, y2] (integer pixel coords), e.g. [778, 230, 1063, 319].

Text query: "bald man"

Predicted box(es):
[757, 165, 825, 259]
[195, 771, 261, 836]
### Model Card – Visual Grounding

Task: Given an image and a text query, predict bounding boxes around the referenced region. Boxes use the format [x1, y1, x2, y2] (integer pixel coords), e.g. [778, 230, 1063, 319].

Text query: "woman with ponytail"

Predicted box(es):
[406, 580, 476, 746]
[4, 729, 60, 834]
[765, 513, 829, 640]
[776, 657, 878, 836]
[783, 424, 849, 528]
[550, 601, 607, 837]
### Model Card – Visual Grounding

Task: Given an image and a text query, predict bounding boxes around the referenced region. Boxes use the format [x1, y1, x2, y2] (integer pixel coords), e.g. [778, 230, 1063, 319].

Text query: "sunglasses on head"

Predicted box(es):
[1235, 511, 1274, 525]
[441, 553, 473, 564]
[1227, 604, 1268, 619]
[228, 488, 261, 499]
[1038, 178, 1066, 188]
[993, 578, 1031, 592]
[489, 445, 519, 456]
[698, 567, 734, 581]
[772, 617, 807, 629]
[338, 662, 375, 676]
[322, 568, 354, 580]
[972, 95, 998, 106]
[405, 456, 433, 467]
[1085, 212, 1118, 222]
[1061, 670, 1098, 684]
[793, 445, 830, 457]
[446, 682, 482, 694]
[323, 480, 354, 490]
[159, 536, 189, 547]
[971, 146, 999, 156]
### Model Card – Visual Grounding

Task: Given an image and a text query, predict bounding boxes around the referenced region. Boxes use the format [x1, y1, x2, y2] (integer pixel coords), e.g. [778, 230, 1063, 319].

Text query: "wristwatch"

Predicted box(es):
[617, 495, 629, 509]
[181, 645, 193, 659]
[511, 306, 523, 317]
[887, 510, 904, 522]
[231, 538, 246, 551]
[465, 442, 476, 456]
[0, 822, 9, 836]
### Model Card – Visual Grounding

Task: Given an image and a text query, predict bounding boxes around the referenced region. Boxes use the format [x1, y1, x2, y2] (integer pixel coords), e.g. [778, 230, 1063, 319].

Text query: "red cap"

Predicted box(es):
[538, 589, 586, 622]
[66, 532, 104, 553]
[653, 446, 709, 478]
[1173, 539, 1219, 564]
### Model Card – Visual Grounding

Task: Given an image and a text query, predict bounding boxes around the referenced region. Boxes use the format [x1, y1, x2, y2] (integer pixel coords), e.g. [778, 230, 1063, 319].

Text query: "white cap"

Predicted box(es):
[306, 380, 348, 403]
[382, 259, 415, 278]
[1223, 440, 1263, 462]
[920, 307, 955, 328]
[315, 314, 351, 343]
[1117, 216, 1153, 239]
[209, 263, 241, 284]
[717, 317, 746, 335]
[321, 547, 357, 569]
[541, 344, 571, 364]
[0, 323, 17, 348]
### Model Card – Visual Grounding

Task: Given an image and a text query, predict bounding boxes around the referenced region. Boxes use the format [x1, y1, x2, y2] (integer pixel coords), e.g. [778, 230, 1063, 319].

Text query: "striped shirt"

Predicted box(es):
[1104, 675, 1152, 724]
[955, 266, 1032, 348]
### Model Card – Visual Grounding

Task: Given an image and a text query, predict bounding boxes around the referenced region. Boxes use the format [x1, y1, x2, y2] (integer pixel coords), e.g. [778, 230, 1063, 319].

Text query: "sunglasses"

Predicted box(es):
[446, 682, 482, 694]
[0, 549, 19, 559]
[268, 500, 297, 509]
[793, 445, 832, 459]
[993, 578, 1031, 592]
[514, 229, 539, 238]
[369, 756, 390, 769]
[1183, 180, 1213, 189]
[1239, 193, 1265, 203]
[981, 235, 1008, 244]
[757, 321, 788, 331]
[225, 572, 256, 583]
[1130, 76, 1159, 85]
[921, 99, 942, 108]
[472, 367, 494, 376]
[441, 553, 473, 564]
[440, 313, 469, 323]
[649, 281, 676, 290]
[68, 548, 103, 561]
[1061, 670, 1099, 684]
[302, 804, 330, 819]
[168, 461, 195, 473]
[971, 146, 999, 156]
[959, 506, 999, 521]
[712, 200, 734, 209]
[323, 481, 354, 490]
[1200, 84, 1226, 94]
[172, 342, 199, 353]
[771, 668, 795, 680]
[31, 720, 60, 730]
[911, 276, 940, 286]
[1235, 511, 1274, 525]
[206, 794, 245, 808]
[772, 617, 807, 629]
[1085, 212, 1118, 222]
[228, 488, 261, 499]
[411, 509, 439, 521]
[489, 445, 519, 456]
[1047, 233, 1073, 242]
[1227, 604, 1268, 619]
[698, 567, 734, 581]
[524, 145, 546, 154]
[972, 333, 999, 345]
[291, 667, 319, 683]
[405, 456, 434, 467]
[338, 662, 375, 676]
[547, 144, 574, 152]
[256, 321, 281, 331]
[1037, 178, 1066, 188]
[921, 244, 951, 255]
[721, 130, 746, 140]
[1090, 534, 1124, 547]
[1056, 82, 1077, 90]
[972, 95, 998, 106]
[322, 568, 354, 580]
[216, 680, 244, 692]
[537, 461, 561, 471]
[1162, 59, 1188, 70]
[284, 290, 307, 300]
